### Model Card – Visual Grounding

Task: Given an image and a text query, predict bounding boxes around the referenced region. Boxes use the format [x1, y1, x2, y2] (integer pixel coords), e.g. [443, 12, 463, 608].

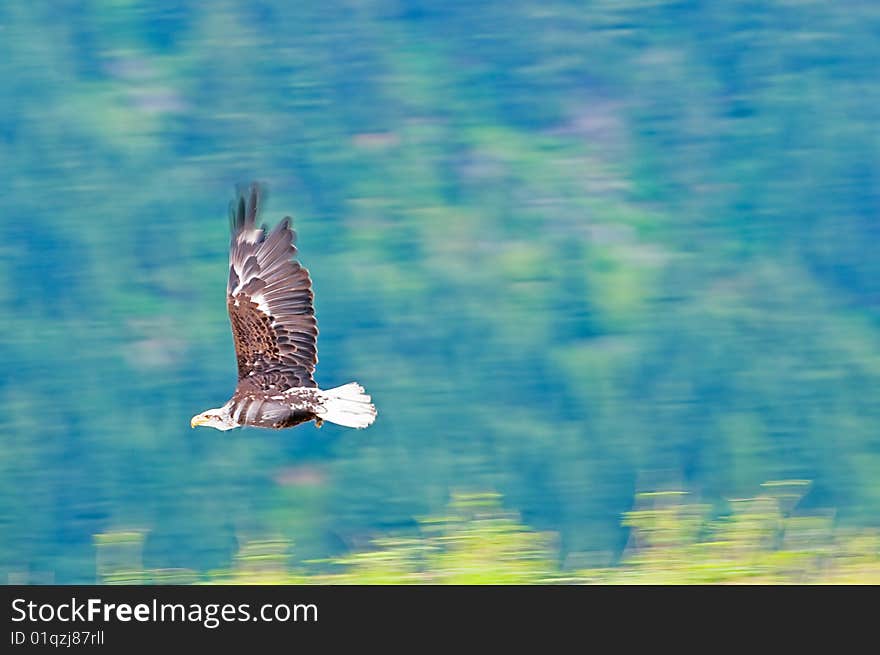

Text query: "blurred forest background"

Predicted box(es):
[2, 0, 880, 583]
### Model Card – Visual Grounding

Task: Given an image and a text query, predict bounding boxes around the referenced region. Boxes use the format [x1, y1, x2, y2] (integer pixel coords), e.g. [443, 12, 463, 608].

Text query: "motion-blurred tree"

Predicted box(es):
[1, 0, 879, 582]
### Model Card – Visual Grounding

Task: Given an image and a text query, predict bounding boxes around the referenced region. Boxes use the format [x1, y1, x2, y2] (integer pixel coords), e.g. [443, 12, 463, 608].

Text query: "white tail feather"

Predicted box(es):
[317, 383, 377, 429]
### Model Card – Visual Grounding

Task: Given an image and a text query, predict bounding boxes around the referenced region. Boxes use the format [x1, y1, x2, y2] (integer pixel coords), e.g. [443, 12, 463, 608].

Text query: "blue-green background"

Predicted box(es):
[2, 1, 879, 583]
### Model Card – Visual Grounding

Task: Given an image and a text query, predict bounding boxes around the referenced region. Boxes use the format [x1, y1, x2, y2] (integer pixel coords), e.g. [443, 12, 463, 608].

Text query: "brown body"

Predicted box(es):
[227, 388, 321, 429]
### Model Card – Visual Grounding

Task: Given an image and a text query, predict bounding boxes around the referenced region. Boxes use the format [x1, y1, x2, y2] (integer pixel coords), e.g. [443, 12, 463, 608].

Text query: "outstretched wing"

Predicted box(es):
[226, 184, 318, 391]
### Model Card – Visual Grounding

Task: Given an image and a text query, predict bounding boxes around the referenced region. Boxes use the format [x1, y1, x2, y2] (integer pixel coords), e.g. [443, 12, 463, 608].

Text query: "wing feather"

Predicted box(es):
[226, 183, 318, 391]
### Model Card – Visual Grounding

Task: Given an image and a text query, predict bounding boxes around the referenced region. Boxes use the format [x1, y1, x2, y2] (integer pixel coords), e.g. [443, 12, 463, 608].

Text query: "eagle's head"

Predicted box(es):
[190, 407, 237, 431]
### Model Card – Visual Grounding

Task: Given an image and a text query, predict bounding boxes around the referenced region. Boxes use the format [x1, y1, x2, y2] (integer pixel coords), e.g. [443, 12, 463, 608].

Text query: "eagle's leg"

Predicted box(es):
[314, 417, 324, 428]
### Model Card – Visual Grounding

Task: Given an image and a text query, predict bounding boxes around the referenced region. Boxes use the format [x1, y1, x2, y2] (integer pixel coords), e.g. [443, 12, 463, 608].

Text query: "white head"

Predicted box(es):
[190, 406, 237, 431]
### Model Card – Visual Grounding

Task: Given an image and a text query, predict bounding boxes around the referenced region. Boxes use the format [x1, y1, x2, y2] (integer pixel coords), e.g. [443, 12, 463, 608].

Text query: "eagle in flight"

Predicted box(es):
[191, 184, 376, 431]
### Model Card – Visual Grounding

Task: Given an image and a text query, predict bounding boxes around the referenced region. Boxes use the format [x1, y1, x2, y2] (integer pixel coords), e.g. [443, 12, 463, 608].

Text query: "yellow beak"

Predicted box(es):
[191, 415, 208, 428]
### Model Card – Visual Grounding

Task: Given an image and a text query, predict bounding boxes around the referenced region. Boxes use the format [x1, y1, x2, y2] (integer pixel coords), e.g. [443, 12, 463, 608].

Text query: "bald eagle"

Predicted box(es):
[191, 184, 377, 431]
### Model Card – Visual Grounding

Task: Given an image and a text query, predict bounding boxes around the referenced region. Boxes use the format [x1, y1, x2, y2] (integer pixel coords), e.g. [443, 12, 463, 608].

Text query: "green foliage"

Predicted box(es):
[584, 480, 880, 583]
[1, 1, 880, 581]
[95, 486, 880, 584]
[323, 493, 556, 584]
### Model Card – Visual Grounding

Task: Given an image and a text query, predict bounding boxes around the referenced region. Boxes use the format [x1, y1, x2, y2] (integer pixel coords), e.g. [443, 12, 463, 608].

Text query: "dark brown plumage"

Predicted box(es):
[227, 185, 318, 391]
[191, 183, 376, 431]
